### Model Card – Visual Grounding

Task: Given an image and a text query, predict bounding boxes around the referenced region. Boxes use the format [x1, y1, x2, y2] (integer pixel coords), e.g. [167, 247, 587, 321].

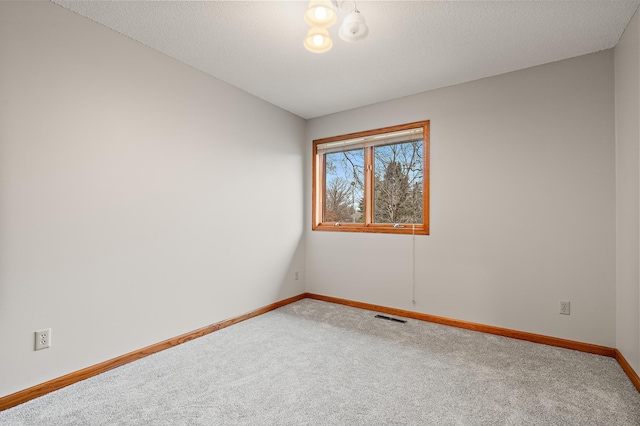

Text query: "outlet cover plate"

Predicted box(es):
[35, 328, 51, 350]
[560, 301, 571, 315]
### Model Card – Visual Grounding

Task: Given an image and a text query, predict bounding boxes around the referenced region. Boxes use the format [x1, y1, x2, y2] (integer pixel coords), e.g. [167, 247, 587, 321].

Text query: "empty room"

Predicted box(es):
[2, 0, 640, 424]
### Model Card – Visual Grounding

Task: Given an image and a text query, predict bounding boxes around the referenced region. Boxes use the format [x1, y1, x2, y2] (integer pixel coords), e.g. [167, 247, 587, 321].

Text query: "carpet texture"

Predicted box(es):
[1, 299, 639, 425]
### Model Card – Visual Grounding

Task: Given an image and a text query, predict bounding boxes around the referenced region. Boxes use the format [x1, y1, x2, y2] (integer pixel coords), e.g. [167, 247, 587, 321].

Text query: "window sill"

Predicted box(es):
[312, 223, 428, 235]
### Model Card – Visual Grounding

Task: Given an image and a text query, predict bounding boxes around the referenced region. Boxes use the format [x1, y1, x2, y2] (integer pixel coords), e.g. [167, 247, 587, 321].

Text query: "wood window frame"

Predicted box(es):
[312, 120, 430, 235]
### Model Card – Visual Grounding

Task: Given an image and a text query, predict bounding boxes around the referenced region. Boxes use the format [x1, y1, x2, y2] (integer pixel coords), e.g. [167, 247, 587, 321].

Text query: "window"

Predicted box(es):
[312, 121, 429, 235]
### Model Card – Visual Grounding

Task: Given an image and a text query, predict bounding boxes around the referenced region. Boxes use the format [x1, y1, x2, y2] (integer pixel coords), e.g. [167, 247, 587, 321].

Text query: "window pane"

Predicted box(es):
[373, 140, 423, 224]
[324, 148, 365, 223]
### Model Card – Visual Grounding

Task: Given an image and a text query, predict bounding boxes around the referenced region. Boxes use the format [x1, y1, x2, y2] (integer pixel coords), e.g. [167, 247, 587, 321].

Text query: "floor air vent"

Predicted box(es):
[375, 314, 407, 323]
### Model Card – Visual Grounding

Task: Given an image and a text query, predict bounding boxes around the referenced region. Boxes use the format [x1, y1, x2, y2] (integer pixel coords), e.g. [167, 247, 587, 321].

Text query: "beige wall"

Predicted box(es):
[2, 0, 637, 400]
[615, 7, 640, 375]
[306, 50, 617, 348]
[0, 2, 306, 397]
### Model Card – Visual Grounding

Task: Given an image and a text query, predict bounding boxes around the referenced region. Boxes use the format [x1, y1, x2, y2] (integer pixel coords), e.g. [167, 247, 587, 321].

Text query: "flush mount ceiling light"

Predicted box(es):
[303, 1, 368, 54]
[304, 27, 333, 54]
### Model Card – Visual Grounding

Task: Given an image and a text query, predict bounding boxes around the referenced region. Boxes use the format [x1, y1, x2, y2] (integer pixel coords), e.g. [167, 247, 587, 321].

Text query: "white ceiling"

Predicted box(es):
[53, 0, 640, 119]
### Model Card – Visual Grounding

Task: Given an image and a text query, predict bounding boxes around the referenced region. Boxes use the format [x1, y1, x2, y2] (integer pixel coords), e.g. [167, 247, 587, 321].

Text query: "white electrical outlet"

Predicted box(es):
[35, 328, 51, 350]
[560, 301, 571, 315]
[295, 271, 299, 280]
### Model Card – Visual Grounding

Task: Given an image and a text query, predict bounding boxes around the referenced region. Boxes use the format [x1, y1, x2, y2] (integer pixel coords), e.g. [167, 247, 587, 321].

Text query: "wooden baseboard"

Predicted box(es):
[0, 293, 306, 412]
[305, 293, 616, 357]
[615, 349, 640, 392]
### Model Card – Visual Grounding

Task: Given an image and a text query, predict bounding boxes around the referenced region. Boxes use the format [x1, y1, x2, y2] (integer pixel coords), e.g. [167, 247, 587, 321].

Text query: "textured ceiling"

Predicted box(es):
[53, 1, 640, 119]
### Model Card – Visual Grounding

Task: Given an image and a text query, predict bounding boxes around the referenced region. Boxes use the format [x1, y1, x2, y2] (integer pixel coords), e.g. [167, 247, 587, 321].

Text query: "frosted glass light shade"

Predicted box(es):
[304, 27, 333, 53]
[339, 10, 369, 42]
[304, 1, 337, 28]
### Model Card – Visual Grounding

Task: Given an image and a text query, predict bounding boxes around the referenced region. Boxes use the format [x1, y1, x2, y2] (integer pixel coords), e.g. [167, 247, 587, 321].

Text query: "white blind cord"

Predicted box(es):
[412, 223, 416, 306]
